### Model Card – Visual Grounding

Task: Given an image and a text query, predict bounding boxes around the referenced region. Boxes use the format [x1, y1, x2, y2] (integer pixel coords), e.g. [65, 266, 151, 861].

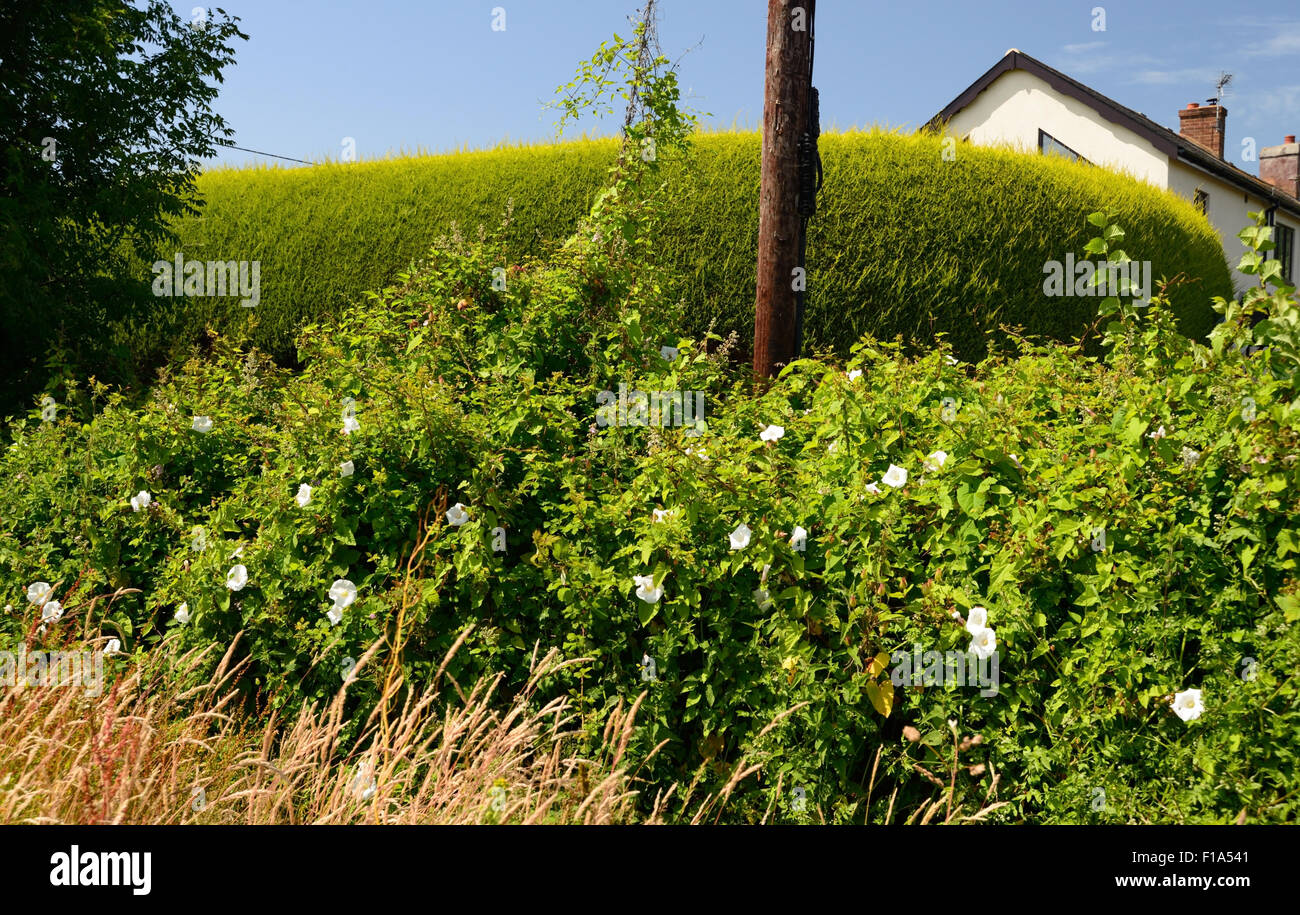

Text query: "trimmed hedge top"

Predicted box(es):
[151, 129, 1230, 365]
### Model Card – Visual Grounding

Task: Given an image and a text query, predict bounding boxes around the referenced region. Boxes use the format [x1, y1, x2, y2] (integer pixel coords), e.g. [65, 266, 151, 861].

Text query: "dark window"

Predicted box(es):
[1037, 129, 1088, 163]
[1193, 189, 1209, 216]
[1276, 223, 1295, 283]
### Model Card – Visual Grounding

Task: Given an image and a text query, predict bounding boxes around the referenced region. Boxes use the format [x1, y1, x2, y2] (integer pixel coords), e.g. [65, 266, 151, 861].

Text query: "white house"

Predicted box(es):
[929, 49, 1299, 294]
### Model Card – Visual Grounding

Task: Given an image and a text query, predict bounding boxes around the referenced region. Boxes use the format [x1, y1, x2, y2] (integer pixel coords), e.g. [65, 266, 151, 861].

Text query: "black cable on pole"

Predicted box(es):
[212, 139, 315, 165]
[793, 2, 821, 359]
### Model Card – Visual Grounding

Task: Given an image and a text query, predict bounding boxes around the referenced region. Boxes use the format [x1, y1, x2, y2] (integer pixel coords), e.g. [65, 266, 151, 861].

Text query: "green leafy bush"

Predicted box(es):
[4, 205, 1295, 823]
[123, 129, 1229, 386]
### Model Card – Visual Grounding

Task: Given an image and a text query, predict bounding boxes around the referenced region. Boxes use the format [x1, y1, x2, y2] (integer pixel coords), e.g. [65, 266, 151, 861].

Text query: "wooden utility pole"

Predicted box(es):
[753, 0, 814, 379]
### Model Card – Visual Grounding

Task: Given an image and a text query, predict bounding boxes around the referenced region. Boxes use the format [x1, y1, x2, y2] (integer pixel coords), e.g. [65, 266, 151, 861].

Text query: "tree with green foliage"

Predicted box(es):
[0, 0, 246, 412]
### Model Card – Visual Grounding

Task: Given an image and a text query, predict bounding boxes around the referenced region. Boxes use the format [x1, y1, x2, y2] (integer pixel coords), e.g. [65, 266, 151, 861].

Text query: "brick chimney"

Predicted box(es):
[1179, 102, 1226, 159]
[1261, 135, 1299, 198]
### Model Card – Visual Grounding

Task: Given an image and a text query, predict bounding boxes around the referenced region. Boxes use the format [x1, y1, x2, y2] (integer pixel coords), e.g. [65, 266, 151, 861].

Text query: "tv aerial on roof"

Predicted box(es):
[1208, 71, 1233, 107]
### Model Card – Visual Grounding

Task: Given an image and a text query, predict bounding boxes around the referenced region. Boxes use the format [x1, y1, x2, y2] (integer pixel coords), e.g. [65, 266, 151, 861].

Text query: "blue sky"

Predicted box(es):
[190, 1, 1300, 175]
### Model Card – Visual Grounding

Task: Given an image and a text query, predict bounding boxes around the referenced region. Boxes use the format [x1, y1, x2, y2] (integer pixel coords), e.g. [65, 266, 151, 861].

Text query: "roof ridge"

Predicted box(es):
[930, 50, 1300, 216]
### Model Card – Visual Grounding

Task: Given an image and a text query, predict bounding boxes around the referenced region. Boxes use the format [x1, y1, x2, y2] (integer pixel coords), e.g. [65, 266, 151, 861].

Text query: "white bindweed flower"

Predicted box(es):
[652, 508, 671, 523]
[881, 464, 908, 488]
[226, 564, 248, 591]
[41, 600, 63, 623]
[754, 588, 773, 611]
[969, 626, 997, 660]
[295, 483, 312, 507]
[326, 607, 343, 626]
[660, 345, 679, 362]
[40, 396, 58, 422]
[191, 415, 213, 433]
[329, 579, 357, 611]
[1147, 424, 1167, 441]
[946, 355, 959, 366]
[26, 582, 52, 605]
[790, 526, 808, 551]
[340, 460, 354, 477]
[341, 415, 361, 435]
[1171, 688, 1204, 722]
[174, 603, 190, 625]
[865, 481, 881, 495]
[633, 574, 663, 604]
[965, 605, 989, 635]
[130, 490, 152, 512]
[729, 523, 752, 551]
[446, 503, 469, 526]
[353, 763, 377, 801]
[847, 369, 862, 381]
[924, 450, 948, 472]
[1009, 453, 1022, 470]
[104, 638, 122, 656]
[760, 424, 785, 442]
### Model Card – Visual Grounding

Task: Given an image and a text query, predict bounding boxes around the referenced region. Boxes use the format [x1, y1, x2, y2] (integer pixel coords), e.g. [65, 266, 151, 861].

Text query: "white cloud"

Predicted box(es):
[1128, 67, 1224, 88]
[1234, 83, 1300, 122]
[1244, 23, 1300, 57]
[1056, 51, 1162, 77]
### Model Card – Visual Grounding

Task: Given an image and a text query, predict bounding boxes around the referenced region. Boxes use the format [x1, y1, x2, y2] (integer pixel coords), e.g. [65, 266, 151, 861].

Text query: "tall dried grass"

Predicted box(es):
[0, 631, 661, 825]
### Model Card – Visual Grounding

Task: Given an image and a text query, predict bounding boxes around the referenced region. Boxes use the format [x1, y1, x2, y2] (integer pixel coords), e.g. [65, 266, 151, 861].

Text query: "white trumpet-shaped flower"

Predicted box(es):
[326, 607, 343, 626]
[130, 490, 152, 512]
[1172, 688, 1204, 722]
[340, 460, 354, 477]
[353, 763, 377, 801]
[729, 523, 753, 551]
[881, 464, 908, 488]
[174, 603, 190, 625]
[341, 414, 361, 435]
[329, 579, 357, 611]
[759, 424, 785, 442]
[924, 450, 948, 472]
[965, 605, 989, 635]
[634, 574, 663, 604]
[446, 503, 470, 526]
[226, 564, 248, 591]
[865, 481, 881, 495]
[26, 582, 52, 605]
[191, 415, 213, 433]
[295, 483, 312, 507]
[969, 626, 997, 660]
[41, 600, 63, 623]
[847, 369, 862, 381]
[652, 508, 672, 523]
[660, 345, 679, 362]
[790, 526, 808, 551]
[104, 638, 122, 656]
